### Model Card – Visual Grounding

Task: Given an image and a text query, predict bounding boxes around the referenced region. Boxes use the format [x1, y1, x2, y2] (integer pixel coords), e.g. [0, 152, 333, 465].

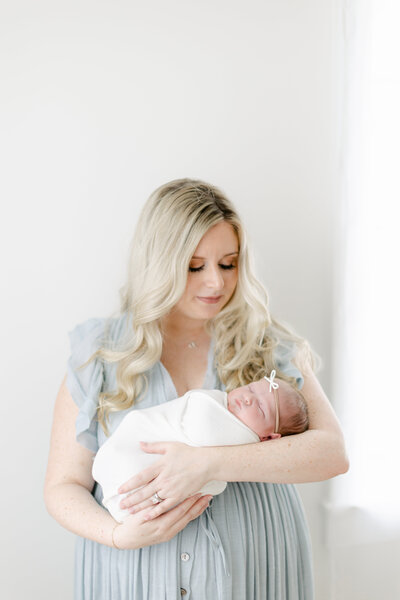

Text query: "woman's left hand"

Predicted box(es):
[118, 441, 212, 520]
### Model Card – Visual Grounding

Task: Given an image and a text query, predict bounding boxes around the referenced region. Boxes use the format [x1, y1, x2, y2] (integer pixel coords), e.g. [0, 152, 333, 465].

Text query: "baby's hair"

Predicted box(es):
[276, 380, 309, 436]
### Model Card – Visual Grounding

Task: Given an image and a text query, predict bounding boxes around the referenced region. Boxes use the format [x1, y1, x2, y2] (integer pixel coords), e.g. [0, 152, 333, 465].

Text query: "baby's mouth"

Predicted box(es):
[232, 397, 242, 410]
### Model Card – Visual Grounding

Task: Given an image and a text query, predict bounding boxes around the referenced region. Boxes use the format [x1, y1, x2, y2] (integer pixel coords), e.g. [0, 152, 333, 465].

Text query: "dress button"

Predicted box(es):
[180, 588, 187, 596]
[180, 552, 190, 562]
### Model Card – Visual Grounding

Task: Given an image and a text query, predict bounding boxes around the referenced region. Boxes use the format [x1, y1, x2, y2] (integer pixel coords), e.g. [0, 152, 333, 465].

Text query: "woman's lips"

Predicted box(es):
[197, 296, 222, 304]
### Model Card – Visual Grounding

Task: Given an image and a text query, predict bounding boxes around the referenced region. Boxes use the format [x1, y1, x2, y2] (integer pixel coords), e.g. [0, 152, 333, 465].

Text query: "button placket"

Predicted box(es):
[180, 552, 190, 562]
[178, 520, 197, 600]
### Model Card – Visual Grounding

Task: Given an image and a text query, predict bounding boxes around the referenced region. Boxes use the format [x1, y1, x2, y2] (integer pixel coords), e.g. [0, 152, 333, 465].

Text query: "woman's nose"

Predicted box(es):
[205, 265, 224, 289]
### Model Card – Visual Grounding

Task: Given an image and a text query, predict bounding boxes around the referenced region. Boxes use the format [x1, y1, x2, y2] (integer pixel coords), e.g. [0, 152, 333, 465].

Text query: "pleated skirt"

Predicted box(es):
[74, 481, 314, 600]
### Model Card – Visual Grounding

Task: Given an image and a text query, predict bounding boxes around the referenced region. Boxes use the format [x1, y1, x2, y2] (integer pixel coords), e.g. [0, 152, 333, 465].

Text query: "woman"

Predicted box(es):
[44, 178, 348, 599]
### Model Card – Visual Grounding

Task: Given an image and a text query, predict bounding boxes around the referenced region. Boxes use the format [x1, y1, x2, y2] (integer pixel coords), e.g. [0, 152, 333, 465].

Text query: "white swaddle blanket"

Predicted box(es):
[92, 389, 259, 522]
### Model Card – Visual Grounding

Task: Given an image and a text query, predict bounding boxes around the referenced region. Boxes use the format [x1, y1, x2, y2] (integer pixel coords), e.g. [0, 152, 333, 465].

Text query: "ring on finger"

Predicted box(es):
[151, 492, 164, 504]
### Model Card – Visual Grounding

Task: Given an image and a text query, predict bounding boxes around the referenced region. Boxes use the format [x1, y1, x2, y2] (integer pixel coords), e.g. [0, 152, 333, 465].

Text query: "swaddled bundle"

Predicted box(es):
[92, 389, 259, 522]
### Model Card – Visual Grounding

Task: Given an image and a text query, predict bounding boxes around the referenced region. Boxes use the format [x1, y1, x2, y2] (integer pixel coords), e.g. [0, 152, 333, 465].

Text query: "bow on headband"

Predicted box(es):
[264, 369, 279, 392]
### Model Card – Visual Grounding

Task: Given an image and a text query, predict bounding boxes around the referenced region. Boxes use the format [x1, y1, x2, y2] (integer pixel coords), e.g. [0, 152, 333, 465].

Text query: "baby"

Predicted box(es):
[92, 371, 308, 522]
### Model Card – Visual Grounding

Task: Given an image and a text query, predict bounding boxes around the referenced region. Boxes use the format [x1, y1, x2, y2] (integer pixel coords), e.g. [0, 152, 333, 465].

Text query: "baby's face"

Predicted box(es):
[227, 378, 280, 441]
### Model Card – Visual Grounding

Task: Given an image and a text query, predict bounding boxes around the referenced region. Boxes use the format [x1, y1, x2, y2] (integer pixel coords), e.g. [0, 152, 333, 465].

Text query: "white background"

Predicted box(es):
[2, 1, 346, 598]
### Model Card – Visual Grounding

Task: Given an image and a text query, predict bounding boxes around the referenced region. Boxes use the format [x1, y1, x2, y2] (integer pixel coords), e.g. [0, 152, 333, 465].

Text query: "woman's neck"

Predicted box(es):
[160, 313, 210, 344]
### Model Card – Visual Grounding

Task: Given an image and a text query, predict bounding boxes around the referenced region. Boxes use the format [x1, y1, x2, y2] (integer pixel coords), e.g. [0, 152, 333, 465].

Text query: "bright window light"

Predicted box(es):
[332, 0, 400, 522]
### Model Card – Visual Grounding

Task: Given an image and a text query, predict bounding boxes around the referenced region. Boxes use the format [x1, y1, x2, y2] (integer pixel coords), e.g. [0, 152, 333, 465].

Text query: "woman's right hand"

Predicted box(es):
[113, 493, 212, 550]
[45, 378, 211, 549]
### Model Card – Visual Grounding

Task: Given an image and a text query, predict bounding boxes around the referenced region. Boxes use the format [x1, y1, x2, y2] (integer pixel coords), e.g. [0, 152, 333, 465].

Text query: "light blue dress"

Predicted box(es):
[66, 314, 314, 600]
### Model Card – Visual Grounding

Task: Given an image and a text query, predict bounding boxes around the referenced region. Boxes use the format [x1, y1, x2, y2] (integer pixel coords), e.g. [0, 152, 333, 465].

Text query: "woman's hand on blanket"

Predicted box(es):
[118, 441, 212, 519]
[113, 493, 213, 550]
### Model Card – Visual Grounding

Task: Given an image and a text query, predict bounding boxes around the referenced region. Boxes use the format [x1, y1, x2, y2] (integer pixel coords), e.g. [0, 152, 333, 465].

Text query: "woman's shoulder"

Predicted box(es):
[273, 338, 305, 389]
[68, 312, 132, 352]
[66, 313, 132, 452]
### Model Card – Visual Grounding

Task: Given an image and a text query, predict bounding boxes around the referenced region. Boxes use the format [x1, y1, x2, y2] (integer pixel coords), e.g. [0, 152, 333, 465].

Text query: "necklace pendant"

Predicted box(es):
[188, 341, 197, 349]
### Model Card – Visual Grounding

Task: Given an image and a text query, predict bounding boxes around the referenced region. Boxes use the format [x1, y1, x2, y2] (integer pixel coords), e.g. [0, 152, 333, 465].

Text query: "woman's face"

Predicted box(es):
[173, 221, 239, 323]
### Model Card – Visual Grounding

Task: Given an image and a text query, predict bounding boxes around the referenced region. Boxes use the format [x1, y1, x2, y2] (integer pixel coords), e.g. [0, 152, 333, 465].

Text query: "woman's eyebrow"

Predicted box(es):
[191, 252, 239, 259]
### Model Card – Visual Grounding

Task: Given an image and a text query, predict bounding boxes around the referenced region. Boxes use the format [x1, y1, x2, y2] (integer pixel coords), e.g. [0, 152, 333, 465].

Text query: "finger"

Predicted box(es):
[139, 441, 168, 455]
[118, 465, 159, 494]
[161, 495, 212, 537]
[128, 495, 164, 515]
[184, 495, 213, 522]
[128, 488, 175, 516]
[119, 483, 160, 509]
[141, 495, 198, 520]
[133, 496, 186, 521]
[158, 494, 212, 525]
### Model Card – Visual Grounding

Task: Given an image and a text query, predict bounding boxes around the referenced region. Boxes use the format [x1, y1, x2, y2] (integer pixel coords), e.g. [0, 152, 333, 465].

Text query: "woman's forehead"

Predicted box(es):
[194, 222, 239, 254]
[192, 251, 239, 260]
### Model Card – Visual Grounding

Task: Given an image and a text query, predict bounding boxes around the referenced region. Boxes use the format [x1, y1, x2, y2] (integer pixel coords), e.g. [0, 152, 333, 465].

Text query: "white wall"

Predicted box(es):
[1, 1, 337, 598]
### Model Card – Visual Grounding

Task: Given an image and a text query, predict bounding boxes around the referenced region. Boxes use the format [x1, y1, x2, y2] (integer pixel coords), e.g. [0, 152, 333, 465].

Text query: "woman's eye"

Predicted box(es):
[189, 263, 236, 273]
[189, 265, 205, 272]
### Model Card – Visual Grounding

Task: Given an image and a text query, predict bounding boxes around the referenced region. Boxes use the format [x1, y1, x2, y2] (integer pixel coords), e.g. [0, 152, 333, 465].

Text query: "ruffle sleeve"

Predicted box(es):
[274, 340, 305, 389]
[66, 318, 105, 452]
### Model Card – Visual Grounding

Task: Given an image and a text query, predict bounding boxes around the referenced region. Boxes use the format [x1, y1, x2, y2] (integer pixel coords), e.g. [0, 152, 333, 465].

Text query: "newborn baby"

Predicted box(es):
[92, 371, 308, 522]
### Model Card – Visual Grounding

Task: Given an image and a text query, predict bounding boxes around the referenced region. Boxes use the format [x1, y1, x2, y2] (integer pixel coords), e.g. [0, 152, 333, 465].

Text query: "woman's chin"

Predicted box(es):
[189, 301, 224, 319]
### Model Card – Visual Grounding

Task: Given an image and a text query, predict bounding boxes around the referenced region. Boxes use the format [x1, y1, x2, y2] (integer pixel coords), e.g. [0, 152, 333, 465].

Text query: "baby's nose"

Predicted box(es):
[243, 394, 253, 406]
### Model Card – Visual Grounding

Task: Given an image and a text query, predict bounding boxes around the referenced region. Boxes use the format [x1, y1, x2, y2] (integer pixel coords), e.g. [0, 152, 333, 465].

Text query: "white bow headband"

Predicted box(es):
[264, 369, 279, 392]
[264, 370, 280, 433]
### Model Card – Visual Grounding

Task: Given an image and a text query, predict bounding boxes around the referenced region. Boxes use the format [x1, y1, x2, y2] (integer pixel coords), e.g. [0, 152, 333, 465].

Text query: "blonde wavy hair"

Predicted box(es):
[88, 178, 315, 435]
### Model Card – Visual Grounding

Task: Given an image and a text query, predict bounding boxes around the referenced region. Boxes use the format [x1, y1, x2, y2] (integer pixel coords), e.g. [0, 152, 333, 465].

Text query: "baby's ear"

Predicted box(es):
[261, 432, 281, 441]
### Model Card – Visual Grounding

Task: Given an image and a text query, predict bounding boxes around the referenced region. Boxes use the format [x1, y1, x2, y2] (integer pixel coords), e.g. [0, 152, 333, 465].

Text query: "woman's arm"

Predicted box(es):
[208, 365, 349, 483]
[43, 376, 211, 549]
[118, 366, 349, 517]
